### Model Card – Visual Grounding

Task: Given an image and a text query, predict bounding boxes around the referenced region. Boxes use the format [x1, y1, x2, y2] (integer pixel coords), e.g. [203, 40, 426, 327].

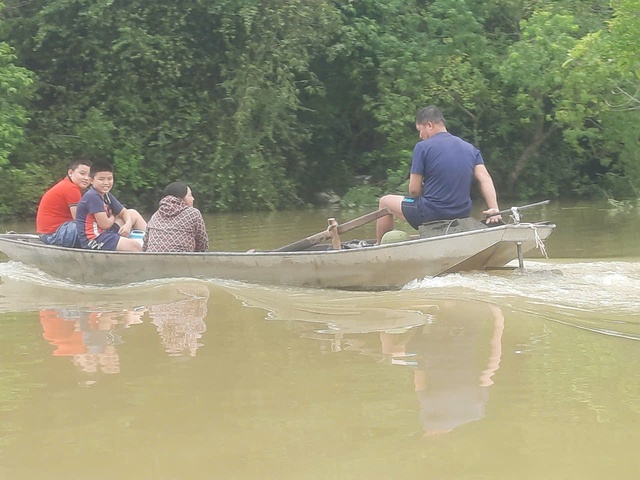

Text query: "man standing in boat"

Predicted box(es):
[75, 162, 147, 252]
[376, 106, 502, 244]
[36, 159, 92, 247]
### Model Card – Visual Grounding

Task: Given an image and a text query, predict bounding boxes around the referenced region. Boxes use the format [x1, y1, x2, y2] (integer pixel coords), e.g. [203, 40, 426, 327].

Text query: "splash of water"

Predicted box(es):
[404, 260, 640, 340]
[405, 261, 640, 313]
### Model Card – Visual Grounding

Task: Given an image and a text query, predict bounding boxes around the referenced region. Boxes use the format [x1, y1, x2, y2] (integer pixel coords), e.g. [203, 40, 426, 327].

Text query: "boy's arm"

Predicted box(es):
[64, 187, 82, 220]
[86, 193, 115, 229]
[105, 193, 132, 236]
[93, 210, 116, 230]
[115, 207, 133, 236]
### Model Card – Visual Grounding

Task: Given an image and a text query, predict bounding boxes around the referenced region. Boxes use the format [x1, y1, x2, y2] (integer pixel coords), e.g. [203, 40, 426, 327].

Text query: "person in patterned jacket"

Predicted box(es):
[143, 182, 209, 252]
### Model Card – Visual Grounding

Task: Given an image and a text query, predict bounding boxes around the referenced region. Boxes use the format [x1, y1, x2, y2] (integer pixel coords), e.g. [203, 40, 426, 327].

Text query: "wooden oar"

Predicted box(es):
[327, 218, 342, 250]
[274, 208, 390, 252]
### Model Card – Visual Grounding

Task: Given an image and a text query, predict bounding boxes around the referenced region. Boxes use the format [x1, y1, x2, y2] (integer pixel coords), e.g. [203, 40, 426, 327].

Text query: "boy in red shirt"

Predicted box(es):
[36, 159, 92, 247]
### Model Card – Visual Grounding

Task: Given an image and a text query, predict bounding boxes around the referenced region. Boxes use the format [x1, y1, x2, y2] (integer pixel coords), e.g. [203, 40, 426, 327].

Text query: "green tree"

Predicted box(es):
[497, 10, 581, 195]
[2, 0, 339, 213]
[0, 1, 36, 217]
[584, 0, 639, 111]
[315, 0, 502, 196]
[559, 0, 640, 197]
[1, 0, 638, 218]
[0, 2, 32, 168]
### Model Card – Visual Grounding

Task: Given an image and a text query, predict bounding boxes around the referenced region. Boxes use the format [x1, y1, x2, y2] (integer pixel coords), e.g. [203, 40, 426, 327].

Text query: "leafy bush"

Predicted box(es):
[340, 185, 383, 209]
[0, 163, 51, 219]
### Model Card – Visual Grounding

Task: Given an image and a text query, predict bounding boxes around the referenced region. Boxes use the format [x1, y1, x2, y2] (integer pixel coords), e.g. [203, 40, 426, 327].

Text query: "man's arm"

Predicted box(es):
[474, 165, 502, 223]
[474, 165, 498, 209]
[479, 304, 505, 387]
[408, 174, 423, 198]
[70, 205, 78, 220]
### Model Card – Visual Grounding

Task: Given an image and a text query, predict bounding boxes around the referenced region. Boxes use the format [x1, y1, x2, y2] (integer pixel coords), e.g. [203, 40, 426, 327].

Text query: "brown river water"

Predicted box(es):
[1, 199, 639, 479]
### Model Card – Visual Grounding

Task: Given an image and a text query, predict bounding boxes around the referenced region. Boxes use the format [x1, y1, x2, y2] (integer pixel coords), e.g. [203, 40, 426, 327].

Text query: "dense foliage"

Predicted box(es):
[0, 0, 638, 218]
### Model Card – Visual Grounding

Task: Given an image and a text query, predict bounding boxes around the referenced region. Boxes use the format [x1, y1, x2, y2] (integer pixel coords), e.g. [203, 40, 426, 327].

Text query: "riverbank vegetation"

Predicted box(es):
[0, 0, 638, 218]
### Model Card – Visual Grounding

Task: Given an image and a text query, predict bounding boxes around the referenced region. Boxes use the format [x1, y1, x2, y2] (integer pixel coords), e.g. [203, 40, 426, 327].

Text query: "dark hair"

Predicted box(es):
[90, 162, 113, 177]
[162, 181, 189, 200]
[68, 159, 92, 171]
[416, 106, 445, 125]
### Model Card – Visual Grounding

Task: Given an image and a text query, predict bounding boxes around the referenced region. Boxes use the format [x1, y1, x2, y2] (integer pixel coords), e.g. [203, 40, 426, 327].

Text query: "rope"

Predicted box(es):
[443, 219, 456, 235]
[522, 223, 548, 258]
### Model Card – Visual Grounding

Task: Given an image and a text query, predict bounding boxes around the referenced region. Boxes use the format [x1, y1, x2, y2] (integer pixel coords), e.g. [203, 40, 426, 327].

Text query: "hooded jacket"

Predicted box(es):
[143, 195, 209, 252]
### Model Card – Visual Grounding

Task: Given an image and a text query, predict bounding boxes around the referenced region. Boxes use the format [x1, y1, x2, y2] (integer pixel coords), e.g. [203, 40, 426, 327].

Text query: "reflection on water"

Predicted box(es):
[10, 279, 213, 386]
[332, 302, 504, 438]
[147, 283, 209, 357]
[231, 283, 505, 437]
[390, 302, 503, 437]
[30, 276, 512, 440]
[40, 308, 143, 385]
[226, 282, 437, 332]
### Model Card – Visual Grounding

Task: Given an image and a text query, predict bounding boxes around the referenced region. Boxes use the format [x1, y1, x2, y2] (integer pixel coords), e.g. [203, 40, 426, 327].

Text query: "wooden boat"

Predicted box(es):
[0, 204, 555, 289]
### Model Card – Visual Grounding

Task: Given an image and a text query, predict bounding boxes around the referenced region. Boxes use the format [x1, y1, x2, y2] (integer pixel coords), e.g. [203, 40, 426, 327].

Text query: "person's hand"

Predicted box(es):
[118, 223, 132, 237]
[483, 208, 503, 224]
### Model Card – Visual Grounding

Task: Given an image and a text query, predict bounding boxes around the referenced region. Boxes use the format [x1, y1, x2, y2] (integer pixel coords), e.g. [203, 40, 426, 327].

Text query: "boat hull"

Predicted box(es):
[0, 223, 555, 289]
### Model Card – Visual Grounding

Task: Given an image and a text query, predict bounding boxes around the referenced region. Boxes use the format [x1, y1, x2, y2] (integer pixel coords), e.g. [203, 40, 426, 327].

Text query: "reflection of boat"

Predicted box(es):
[0, 213, 554, 289]
[0, 275, 211, 313]
[223, 283, 437, 335]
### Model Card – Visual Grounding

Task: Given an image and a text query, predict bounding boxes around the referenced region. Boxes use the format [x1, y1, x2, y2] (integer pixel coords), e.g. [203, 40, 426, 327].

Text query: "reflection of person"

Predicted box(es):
[147, 285, 209, 357]
[376, 106, 502, 244]
[72, 310, 144, 381]
[39, 309, 85, 356]
[75, 162, 147, 251]
[380, 302, 504, 437]
[72, 345, 121, 376]
[39, 308, 144, 385]
[143, 182, 209, 252]
[35, 159, 92, 247]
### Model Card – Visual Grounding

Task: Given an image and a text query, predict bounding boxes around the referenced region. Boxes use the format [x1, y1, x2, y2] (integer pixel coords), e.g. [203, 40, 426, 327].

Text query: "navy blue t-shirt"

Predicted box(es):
[76, 186, 124, 248]
[410, 132, 484, 222]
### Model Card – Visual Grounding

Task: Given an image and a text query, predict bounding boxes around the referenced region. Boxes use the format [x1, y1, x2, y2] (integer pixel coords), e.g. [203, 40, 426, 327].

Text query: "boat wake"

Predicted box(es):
[0, 261, 86, 289]
[404, 260, 640, 340]
[2, 258, 638, 340]
[0, 261, 208, 292]
[0, 261, 214, 313]
[404, 260, 639, 312]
